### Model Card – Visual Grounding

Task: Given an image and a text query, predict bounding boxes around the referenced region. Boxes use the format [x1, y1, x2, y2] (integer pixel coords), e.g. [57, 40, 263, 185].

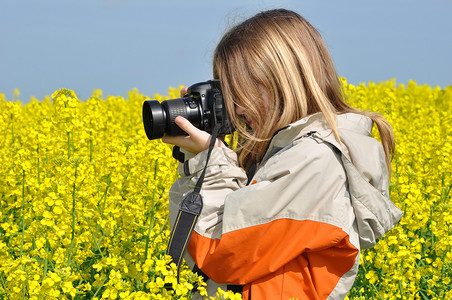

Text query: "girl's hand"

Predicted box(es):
[161, 116, 224, 154]
[161, 86, 224, 154]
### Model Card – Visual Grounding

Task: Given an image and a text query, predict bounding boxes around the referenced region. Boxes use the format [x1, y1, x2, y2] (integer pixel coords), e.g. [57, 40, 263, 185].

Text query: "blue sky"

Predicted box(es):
[1, 0, 451, 102]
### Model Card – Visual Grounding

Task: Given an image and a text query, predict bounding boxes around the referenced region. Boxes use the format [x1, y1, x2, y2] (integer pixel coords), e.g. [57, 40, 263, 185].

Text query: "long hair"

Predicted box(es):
[213, 9, 395, 174]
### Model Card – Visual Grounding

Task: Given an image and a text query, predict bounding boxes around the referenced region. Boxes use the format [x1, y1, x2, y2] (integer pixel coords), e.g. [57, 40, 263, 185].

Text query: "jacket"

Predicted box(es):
[168, 112, 403, 300]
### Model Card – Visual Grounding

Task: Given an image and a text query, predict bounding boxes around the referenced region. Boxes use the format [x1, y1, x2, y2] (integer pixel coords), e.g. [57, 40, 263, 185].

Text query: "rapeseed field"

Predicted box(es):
[0, 79, 451, 299]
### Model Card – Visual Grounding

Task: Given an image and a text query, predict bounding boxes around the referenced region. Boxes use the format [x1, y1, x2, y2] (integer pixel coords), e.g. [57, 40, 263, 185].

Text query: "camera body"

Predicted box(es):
[142, 80, 233, 140]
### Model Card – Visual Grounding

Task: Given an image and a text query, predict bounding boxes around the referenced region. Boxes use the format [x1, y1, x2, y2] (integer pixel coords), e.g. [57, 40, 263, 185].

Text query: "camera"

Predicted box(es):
[142, 80, 233, 140]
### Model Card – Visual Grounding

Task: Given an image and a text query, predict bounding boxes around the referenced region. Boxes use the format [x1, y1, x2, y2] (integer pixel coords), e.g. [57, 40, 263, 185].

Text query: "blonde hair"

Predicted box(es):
[213, 9, 395, 174]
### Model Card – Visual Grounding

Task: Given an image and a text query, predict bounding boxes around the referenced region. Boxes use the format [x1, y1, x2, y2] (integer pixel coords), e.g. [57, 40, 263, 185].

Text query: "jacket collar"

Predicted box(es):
[261, 112, 373, 163]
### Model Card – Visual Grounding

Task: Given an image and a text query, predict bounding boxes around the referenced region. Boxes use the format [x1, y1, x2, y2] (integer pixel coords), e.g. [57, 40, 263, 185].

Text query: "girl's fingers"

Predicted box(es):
[161, 134, 191, 149]
[162, 116, 214, 153]
[162, 116, 225, 154]
[180, 86, 189, 98]
[174, 116, 198, 136]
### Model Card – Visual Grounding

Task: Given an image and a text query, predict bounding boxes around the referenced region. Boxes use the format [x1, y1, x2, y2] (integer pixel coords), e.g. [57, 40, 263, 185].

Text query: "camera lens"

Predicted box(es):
[143, 100, 167, 140]
[164, 98, 201, 136]
[142, 97, 202, 140]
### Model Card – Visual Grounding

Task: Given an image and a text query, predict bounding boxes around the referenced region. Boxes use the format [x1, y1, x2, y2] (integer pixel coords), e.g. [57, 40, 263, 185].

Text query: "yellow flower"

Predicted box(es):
[1, 83, 451, 299]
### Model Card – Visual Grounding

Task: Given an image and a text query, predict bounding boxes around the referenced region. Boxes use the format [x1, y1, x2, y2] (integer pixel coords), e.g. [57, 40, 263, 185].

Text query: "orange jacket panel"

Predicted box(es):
[188, 218, 358, 299]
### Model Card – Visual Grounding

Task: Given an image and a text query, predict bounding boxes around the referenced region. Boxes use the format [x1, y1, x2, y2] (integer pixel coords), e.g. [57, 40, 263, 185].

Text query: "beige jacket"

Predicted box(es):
[169, 112, 403, 300]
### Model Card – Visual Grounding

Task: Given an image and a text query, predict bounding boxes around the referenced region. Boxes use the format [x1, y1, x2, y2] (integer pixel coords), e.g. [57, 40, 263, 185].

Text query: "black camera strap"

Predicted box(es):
[167, 124, 221, 282]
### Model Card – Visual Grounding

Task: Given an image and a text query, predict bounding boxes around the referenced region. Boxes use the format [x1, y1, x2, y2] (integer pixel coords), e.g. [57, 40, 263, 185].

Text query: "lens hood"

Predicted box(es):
[143, 100, 167, 140]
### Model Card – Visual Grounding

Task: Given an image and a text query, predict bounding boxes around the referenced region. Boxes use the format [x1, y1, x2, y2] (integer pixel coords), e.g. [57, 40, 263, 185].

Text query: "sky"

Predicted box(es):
[1, 0, 451, 103]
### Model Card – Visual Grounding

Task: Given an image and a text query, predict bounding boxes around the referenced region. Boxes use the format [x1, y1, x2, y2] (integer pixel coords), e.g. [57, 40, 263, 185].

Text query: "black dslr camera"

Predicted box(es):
[142, 80, 233, 140]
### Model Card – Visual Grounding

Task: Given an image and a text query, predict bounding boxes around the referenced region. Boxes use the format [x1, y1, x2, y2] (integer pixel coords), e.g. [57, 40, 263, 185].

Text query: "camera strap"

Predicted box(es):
[166, 124, 221, 282]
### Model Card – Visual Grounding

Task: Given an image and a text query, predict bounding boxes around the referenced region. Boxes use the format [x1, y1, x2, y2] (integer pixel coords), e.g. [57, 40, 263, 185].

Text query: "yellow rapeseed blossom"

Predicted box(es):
[1, 80, 451, 299]
[344, 79, 452, 299]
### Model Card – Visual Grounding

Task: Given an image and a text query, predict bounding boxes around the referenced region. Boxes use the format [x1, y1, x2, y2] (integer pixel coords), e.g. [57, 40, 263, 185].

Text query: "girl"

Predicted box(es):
[163, 8, 403, 300]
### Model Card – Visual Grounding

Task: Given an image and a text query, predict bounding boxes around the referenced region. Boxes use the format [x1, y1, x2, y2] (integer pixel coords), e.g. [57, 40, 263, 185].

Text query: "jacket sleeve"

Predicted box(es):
[168, 146, 248, 240]
[169, 140, 359, 285]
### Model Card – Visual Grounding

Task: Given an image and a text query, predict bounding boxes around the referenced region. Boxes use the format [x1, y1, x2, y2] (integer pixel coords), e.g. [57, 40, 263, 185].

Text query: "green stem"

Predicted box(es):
[83, 216, 105, 259]
[0, 273, 7, 293]
[144, 159, 158, 212]
[42, 239, 49, 281]
[143, 189, 156, 263]
[22, 279, 26, 299]
[99, 183, 110, 219]
[142, 159, 159, 264]
[45, 152, 49, 179]
[94, 179, 111, 247]
[90, 140, 93, 162]
[20, 170, 25, 257]
[360, 255, 384, 300]
[148, 216, 169, 249]
[67, 165, 77, 265]
[430, 205, 435, 250]
[418, 290, 431, 300]
[37, 158, 40, 185]
[399, 262, 404, 299]
[119, 170, 131, 196]
[11, 115, 15, 144]
[154, 159, 158, 181]
[67, 131, 71, 159]
[92, 277, 107, 298]
[37, 146, 41, 185]
[440, 172, 451, 204]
